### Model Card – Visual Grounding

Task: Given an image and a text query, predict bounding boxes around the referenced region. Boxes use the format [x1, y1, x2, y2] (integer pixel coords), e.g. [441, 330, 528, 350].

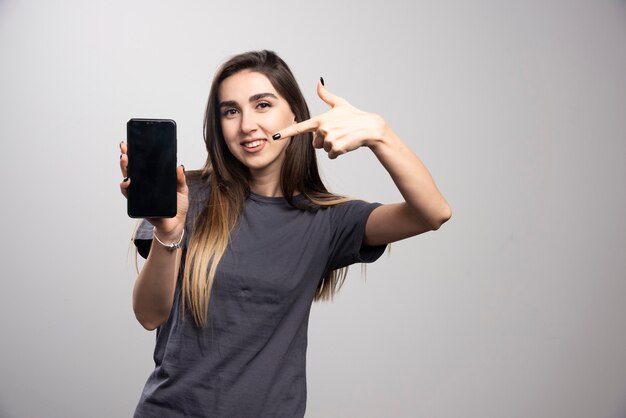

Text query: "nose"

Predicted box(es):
[239, 110, 259, 134]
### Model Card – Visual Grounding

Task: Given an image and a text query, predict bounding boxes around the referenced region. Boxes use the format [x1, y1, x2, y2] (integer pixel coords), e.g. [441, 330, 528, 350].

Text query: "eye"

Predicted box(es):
[257, 101, 271, 110]
[222, 108, 239, 118]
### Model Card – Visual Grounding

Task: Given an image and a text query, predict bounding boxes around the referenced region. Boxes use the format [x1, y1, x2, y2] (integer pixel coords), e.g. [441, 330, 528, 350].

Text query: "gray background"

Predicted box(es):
[1, 0, 625, 417]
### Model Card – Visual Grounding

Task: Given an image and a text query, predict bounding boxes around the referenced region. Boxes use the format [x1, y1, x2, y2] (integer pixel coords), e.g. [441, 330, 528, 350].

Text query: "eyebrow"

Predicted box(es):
[219, 92, 279, 108]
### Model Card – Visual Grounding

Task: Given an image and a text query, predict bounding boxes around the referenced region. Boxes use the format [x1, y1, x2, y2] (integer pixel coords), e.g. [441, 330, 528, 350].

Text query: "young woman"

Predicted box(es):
[119, 50, 450, 418]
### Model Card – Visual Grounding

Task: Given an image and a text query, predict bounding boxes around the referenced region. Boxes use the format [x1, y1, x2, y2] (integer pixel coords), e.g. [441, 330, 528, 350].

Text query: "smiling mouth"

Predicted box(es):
[241, 139, 266, 149]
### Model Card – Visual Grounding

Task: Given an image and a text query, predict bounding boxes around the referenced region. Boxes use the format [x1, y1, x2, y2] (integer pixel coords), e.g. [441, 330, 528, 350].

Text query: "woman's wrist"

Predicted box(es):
[153, 227, 185, 251]
[366, 116, 395, 151]
[153, 225, 185, 244]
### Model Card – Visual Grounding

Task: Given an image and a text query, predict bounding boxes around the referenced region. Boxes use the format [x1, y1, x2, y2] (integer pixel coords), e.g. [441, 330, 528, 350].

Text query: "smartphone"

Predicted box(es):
[126, 118, 177, 218]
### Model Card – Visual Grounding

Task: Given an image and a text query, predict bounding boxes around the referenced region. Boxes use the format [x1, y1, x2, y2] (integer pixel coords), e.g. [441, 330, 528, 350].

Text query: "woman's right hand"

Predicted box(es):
[119, 141, 189, 241]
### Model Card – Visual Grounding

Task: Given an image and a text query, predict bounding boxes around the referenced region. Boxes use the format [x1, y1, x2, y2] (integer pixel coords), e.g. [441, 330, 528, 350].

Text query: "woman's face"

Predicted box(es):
[218, 70, 296, 177]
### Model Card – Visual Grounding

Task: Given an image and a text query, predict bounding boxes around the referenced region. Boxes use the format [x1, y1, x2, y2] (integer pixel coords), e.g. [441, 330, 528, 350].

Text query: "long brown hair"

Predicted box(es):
[183, 50, 352, 327]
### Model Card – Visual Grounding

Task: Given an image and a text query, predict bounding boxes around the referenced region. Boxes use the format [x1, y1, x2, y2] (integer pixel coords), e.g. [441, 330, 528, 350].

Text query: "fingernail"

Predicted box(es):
[120, 154, 123, 159]
[181, 164, 185, 172]
[320, 77, 325, 86]
[123, 177, 129, 182]
[120, 141, 125, 146]
[272, 133, 281, 140]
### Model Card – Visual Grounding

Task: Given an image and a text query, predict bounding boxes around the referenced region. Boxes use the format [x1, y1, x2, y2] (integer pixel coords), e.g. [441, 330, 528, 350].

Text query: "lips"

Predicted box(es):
[242, 139, 265, 148]
[240, 137, 267, 153]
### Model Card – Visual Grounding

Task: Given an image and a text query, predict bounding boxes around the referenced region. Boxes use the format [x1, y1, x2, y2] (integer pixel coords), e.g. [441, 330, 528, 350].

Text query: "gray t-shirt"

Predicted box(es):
[133, 176, 386, 418]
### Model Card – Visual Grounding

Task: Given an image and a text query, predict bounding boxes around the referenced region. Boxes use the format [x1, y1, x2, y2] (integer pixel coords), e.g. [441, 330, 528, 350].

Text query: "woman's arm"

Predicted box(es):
[363, 124, 451, 246]
[132, 227, 184, 330]
[272, 80, 451, 246]
[120, 142, 189, 330]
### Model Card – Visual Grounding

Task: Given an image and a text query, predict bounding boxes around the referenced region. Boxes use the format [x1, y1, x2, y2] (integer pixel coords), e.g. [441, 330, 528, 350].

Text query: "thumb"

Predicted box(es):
[177, 165, 188, 192]
[317, 77, 348, 108]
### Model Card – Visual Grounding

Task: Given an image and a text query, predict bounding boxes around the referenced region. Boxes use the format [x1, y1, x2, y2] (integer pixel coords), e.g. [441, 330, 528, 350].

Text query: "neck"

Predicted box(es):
[249, 170, 283, 197]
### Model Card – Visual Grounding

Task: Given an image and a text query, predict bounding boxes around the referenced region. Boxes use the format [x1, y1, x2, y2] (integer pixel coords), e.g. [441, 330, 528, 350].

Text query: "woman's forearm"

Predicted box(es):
[132, 229, 183, 330]
[369, 123, 451, 229]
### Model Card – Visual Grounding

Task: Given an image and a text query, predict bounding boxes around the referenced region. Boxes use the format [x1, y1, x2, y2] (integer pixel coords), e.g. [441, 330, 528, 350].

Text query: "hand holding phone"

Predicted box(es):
[119, 139, 189, 241]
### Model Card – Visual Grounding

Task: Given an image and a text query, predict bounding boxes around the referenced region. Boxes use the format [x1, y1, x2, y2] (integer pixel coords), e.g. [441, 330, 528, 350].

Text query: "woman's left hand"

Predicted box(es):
[272, 79, 388, 159]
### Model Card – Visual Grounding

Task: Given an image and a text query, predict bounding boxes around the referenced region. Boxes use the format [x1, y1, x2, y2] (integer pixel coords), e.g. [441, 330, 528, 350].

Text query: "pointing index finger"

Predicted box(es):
[272, 117, 319, 141]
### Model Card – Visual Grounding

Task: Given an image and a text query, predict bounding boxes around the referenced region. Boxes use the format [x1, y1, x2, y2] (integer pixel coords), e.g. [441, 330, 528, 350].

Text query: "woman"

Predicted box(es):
[119, 50, 450, 418]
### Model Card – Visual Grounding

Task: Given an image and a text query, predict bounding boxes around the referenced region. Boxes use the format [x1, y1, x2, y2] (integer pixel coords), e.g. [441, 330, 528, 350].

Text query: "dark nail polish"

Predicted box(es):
[181, 164, 185, 172]
[272, 133, 281, 140]
[120, 154, 123, 159]
[320, 77, 325, 86]
[123, 177, 129, 182]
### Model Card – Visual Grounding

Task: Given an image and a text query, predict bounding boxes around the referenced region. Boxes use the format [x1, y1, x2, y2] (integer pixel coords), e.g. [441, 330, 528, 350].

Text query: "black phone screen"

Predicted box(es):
[126, 118, 177, 218]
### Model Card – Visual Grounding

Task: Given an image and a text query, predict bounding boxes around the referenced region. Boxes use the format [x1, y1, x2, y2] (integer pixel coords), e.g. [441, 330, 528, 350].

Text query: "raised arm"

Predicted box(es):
[119, 142, 189, 330]
[361, 126, 451, 246]
[271, 79, 451, 246]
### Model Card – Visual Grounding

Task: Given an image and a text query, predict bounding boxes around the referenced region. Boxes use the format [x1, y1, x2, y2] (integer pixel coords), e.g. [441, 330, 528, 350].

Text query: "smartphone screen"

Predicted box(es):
[126, 118, 177, 218]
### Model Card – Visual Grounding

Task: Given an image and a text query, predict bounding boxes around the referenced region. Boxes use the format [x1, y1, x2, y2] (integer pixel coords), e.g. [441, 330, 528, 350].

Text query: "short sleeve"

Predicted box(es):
[327, 200, 387, 271]
[134, 219, 154, 259]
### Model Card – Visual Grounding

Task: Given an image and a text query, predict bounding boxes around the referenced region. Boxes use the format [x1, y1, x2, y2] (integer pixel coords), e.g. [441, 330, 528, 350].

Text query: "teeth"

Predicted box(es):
[243, 140, 264, 148]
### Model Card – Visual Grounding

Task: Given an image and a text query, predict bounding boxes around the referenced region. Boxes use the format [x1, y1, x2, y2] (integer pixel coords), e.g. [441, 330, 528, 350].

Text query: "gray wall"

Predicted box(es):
[1, 0, 625, 417]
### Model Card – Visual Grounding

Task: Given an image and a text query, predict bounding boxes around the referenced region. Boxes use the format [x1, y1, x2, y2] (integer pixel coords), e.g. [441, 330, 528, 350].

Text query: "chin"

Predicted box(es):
[243, 156, 282, 173]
